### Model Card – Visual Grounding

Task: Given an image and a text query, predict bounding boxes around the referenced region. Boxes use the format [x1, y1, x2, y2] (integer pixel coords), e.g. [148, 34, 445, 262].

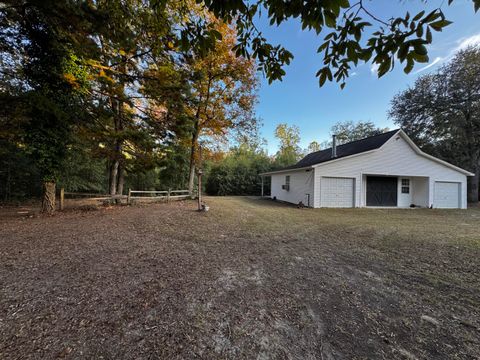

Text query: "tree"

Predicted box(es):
[273, 123, 302, 168]
[390, 47, 480, 202]
[0, 1, 90, 213]
[205, 141, 271, 196]
[331, 121, 388, 144]
[184, 19, 258, 194]
[199, 0, 479, 87]
[60, 0, 191, 198]
[0, 0, 196, 209]
[307, 141, 321, 154]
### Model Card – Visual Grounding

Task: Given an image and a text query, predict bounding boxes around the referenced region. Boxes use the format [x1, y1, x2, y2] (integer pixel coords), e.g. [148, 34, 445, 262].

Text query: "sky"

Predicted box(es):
[255, 0, 480, 154]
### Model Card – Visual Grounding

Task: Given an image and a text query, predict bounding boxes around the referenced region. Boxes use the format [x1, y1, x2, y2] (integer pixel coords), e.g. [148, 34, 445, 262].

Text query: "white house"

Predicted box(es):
[260, 129, 474, 209]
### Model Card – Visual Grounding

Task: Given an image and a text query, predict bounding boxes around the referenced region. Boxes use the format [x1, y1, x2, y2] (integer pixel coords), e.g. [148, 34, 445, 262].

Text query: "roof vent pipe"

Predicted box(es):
[332, 134, 337, 158]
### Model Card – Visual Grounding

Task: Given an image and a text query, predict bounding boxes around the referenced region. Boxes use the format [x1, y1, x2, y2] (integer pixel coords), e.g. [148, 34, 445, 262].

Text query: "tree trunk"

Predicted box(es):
[188, 161, 196, 196]
[41, 181, 56, 215]
[115, 164, 125, 204]
[467, 163, 480, 203]
[188, 124, 199, 196]
[5, 158, 11, 202]
[117, 164, 124, 195]
[197, 171, 202, 210]
[109, 59, 125, 198]
[109, 160, 119, 195]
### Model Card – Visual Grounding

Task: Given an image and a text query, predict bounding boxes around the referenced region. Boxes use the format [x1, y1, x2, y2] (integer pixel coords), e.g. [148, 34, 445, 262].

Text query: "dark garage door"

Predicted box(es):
[366, 176, 398, 206]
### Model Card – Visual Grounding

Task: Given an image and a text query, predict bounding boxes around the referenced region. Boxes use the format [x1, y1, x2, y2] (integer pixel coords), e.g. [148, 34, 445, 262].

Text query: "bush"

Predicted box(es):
[205, 146, 272, 196]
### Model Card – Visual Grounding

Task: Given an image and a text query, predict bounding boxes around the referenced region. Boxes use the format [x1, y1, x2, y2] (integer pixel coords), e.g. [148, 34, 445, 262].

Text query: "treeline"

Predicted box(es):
[205, 120, 386, 196]
[0, 1, 258, 211]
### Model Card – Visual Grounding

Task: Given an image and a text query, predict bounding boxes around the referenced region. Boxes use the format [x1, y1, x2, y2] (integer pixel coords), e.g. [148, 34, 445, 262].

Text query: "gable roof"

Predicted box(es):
[263, 129, 399, 174]
[297, 129, 400, 168]
[260, 128, 474, 176]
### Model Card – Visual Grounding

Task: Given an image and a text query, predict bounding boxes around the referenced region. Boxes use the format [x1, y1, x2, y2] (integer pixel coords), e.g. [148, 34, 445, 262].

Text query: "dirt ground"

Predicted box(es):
[1, 197, 479, 359]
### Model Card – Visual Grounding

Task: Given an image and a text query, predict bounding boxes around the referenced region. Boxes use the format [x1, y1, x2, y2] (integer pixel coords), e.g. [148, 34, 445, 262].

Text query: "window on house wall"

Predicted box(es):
[401, 178, 410, 194]
[282, 175, 291, 191]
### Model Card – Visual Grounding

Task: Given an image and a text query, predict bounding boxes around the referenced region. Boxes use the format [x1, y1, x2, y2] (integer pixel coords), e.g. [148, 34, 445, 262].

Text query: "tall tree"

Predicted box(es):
[184, 19, 258, 194]
[74, 0, 188, 197]
[306, 141, 321, 154]
[331, 120, 388, 144]
[0, 0, 90, 213]
[390, 47, 480, 202]
[273, 123, 302, 167]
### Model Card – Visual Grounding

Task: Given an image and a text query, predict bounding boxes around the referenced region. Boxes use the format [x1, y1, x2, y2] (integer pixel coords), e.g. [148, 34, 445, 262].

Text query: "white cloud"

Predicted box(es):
[351, 71, 358, 77]
[411, 33, 480, 76]
[366, 33, 480, 77]
[413, 57, 443, 74]
[455, 33, 480, 52]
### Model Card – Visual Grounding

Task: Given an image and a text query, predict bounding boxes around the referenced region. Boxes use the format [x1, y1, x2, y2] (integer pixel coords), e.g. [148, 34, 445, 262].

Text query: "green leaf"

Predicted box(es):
[414, 44, 428, 56]
[324, 10, 337, 28]
[377, 58, 391, 77]
[317, 41, 329, 53]
[319, 70, 328, 87]
[413, 10, 425, 21]
[404, 57, 415, 74]
[416, 25, 424, 38]
[426, 27, 433, 43]
[430, 19, 453, 31]
[398, 44, 409, 61]
[475, 0, 480, 12]
[424, 10, 441, 23]
[411, 53, 429, 63]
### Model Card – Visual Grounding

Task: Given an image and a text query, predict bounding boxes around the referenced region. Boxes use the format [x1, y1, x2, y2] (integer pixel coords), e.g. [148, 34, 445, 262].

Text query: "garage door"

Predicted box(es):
[366, 176, 398, 207]
[321, 177, 354, 207]
[434, 182, 460, 208]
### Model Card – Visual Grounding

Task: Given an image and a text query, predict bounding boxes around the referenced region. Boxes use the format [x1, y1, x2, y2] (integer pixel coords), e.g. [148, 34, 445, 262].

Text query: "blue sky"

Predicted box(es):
[255, 0, 480, 154]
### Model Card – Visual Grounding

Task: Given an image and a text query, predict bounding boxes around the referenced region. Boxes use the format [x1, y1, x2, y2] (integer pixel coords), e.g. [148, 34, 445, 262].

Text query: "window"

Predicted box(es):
[282, 175, 290, 191]
[401, 178, 410, 194]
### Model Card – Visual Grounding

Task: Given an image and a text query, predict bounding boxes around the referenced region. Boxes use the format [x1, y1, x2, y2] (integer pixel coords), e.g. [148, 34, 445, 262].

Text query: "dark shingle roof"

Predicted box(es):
[274, 129, 399, 172]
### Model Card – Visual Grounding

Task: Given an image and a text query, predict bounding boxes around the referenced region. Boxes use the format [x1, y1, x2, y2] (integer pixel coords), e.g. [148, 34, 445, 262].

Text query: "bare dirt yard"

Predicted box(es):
[1, 197, 479, 359]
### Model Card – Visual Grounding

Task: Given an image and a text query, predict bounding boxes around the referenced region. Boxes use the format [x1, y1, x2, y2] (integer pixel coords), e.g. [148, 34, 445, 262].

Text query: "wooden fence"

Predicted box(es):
[59, 188, 191, 210]
[127, 189, 190, 204]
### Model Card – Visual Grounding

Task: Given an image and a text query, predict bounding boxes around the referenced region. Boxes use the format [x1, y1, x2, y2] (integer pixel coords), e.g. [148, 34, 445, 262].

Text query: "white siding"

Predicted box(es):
[270, 170, 314, 206]
[411, 177, 429, 208]
[313, 134, 468, 208]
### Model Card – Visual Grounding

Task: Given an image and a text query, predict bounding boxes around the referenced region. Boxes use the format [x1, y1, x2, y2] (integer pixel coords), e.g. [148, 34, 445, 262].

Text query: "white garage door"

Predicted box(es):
[434, 182, 460, 208]
[321, 177, 354, 208]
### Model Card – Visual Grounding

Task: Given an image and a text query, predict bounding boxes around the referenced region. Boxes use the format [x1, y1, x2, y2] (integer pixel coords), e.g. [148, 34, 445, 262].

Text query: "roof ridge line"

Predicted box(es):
[304, 128, 400, 157]
[334, 128, 399, 148]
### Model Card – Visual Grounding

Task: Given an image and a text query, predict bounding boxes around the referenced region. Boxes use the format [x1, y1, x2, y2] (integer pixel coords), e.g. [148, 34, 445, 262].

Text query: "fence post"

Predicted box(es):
[167, 188, 171, 203]
[60, 188, 64, 210]
[127, 188, 131, 205]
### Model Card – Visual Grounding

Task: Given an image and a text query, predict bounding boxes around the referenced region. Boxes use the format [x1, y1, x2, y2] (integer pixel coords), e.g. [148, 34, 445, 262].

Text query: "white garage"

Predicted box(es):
[434, 182, 461, 209]
[320, 177, 354, 207]
[261, 129, 473, 209]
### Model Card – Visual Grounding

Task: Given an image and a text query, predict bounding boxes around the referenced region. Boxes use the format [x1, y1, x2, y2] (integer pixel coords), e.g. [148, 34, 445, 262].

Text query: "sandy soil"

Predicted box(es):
[1, 197, 479, 359]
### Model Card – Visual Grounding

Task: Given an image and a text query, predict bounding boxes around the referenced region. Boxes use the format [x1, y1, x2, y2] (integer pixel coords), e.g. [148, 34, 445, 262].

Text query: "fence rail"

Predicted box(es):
[127, 189, 191, 203]
[63, 192, 111, 197]
[59, 188, 191, 210]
